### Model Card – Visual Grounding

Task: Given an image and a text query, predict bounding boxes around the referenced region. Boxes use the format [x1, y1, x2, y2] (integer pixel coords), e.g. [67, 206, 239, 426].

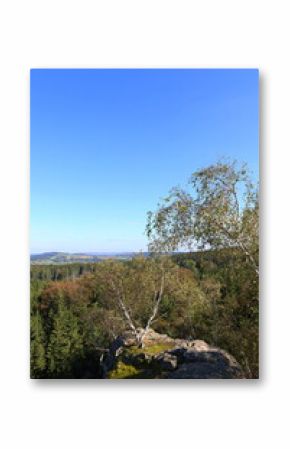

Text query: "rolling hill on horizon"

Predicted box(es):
[30, 251, 143, 264]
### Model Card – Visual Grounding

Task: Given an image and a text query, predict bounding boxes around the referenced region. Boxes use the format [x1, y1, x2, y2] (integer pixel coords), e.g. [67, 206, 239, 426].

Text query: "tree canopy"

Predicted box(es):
[146, 160, 259, 275]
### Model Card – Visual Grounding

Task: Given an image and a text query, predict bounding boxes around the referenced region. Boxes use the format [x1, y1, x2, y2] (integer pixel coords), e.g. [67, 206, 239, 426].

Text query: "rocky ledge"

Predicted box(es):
[101, 329, 245, 379]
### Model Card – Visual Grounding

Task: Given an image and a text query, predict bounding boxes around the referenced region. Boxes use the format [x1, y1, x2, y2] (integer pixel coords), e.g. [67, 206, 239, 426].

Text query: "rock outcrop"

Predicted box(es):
[101, 329, 245, 379]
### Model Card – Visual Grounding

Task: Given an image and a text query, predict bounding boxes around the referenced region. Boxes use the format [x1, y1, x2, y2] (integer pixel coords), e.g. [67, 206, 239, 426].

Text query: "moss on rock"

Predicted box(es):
[107, 342, 177, 378]
[108, 361, 142, 379]
[103, 329, 245, 379]
[126, 342, 175, 356]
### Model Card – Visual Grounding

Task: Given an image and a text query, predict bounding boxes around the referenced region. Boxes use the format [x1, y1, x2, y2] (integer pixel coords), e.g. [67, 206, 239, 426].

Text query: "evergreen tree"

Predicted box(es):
[30, 312, 46, 378]
[47, 295, 83, 377]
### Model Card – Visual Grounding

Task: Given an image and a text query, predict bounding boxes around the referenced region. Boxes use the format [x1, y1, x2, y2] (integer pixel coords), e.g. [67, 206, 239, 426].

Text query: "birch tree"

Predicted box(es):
[94, 256, 199, 347]
[146, 160, 259, 276]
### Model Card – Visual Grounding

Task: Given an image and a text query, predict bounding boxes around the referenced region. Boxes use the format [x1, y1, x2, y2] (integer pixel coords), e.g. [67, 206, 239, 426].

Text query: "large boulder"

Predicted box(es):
[101, 329, 245, 379]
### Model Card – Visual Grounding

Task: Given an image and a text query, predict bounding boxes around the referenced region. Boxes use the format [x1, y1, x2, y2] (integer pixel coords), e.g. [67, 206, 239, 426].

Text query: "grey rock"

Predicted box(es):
[102, 328, 245, 379]
[167, 360, 243, 379]
[154, 353, 178, 371]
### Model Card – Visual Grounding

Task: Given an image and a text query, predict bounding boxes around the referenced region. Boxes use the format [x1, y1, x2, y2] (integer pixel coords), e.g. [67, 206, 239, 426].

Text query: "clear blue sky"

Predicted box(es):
[30, 69, 259, 253]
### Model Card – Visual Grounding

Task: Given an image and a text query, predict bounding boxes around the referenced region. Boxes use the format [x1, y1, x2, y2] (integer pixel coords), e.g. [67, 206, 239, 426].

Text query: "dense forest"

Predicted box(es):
[31, 161, 259, 379]
[30, 250, 258, 378]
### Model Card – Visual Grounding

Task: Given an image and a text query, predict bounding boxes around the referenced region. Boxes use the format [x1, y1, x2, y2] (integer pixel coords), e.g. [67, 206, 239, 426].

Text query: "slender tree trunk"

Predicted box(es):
[109, 281, 139, 339]
[137, 269, 165, 347]
[214, 220, 259, 276]
[237, 240, 259, 276]
[109, 267, 166, 348]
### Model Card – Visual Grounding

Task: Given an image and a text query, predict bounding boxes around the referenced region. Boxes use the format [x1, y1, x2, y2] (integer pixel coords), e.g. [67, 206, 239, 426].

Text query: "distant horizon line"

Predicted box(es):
[30, 250, 149, 255]
[30, 249, 204, 256]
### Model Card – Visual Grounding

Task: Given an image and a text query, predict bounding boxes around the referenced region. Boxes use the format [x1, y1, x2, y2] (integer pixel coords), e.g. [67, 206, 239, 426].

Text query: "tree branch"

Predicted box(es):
[109, 279, 138, 336]
[137, 268, 165, 345]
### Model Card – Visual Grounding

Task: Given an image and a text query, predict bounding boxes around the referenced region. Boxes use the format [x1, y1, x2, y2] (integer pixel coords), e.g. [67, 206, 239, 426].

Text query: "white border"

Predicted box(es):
[0, 1, 289, 448]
